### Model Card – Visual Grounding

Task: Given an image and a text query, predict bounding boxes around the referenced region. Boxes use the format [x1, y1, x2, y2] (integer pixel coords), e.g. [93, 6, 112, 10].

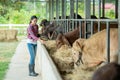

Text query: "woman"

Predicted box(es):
[27, 15, 43, 76]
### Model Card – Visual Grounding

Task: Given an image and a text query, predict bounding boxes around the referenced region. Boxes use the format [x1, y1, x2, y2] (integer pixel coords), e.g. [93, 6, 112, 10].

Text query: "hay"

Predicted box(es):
[0, 29, 18, 41]
[52, 45, 73, 72]
[45, 40, 96, 80]
[63, 65, 97, 80]
[0, 30, 6, 41]
[44, 40, 56, 55]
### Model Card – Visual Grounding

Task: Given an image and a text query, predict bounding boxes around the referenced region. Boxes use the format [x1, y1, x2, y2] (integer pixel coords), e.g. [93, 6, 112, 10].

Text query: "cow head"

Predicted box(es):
[56, 33, 71, 49]
[56, 33, 66, 49]
[72, 38, 86, 68]
[40, 19, 50, 27]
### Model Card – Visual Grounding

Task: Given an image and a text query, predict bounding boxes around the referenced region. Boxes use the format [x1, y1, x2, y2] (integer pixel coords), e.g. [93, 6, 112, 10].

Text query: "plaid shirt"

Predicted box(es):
[27, 24, 39, 41]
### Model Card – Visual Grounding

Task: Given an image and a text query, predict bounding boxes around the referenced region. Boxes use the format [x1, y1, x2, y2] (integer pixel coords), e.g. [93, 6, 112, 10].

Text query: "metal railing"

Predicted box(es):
[52, 19, 118, 63]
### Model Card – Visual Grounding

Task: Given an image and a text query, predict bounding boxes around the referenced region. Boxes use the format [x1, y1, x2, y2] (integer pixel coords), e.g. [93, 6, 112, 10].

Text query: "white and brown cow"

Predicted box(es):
[72, 28, 118, 68]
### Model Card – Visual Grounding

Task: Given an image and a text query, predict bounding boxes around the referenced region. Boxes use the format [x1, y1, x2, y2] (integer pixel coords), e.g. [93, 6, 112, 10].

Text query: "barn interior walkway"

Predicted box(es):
[4, 39, 41, 80]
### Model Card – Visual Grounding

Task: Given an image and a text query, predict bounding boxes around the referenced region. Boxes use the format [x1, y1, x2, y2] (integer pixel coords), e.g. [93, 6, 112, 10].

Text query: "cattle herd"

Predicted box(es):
[39, 15, 120, 80]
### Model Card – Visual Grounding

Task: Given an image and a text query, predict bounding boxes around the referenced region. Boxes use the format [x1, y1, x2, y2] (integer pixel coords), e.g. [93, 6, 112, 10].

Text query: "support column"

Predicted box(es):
[98, 0, 101, 18]
[56, 0, 59, 19]
[93, 0, 95, 15]
[85, 0, 91, 38]
[118, 0, 120, 64]
[70, 0, 74, 19]
[51, 0, 54, 20]
[46, 1, 48, 19]
[85, 0, 91, 19]
[49, 0, 52, 20]
[70, 0, 74, 31]
[64, 0, 66, 19]
[62, 0, 65, 19]
[76, 0, 78, 19]
[115, 0, 118, 18]
[101, 0, 105, 17]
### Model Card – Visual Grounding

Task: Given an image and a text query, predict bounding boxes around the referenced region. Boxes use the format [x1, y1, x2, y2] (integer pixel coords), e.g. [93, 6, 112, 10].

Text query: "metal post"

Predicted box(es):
[46, 1, 48, 19]
[70, 0, 74, 19]
[115, 0, 118, 18]
[62, 0, 65, 19]
[49, 0, 51, 20]
[98, 0, 101, 31]
[79, 21, 82, 38]
[56, 0, 59, 19]
[93, 0, 95, 15]
[70, 0, 74, 30]
[64, 0, 67, 33]
[51, 0, 54, 20]
[98, 0, 101, 18]
[75, 0, 78, 28]
[91, 21, 93, 35]
[76, 0, 78, 19]
[64, 0, 67, 19]
[106, 22, 110, 63]
[62, 0, 65, 33]
[118, 0, 120, 64]
[98, 21, 101, 31]
[85, 0, 91, 38]
[101, 0, 105, 17]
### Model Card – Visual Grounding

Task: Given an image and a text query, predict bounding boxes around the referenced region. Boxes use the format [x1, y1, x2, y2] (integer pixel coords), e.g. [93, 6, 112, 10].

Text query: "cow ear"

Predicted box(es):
[76, 41, 83, 49]
[76, 39, 86, 50]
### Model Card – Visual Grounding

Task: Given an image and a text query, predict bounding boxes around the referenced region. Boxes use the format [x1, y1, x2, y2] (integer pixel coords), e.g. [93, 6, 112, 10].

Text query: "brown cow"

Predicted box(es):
[56, 27, 80, 49]
[92, 62, 120, 80]
[56, 14, 98, 49]
[72, 28, 118, 68]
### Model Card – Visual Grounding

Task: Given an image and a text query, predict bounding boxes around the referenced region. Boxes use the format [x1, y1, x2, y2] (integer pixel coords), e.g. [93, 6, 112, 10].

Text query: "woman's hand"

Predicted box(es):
[38, 38, 45, 44]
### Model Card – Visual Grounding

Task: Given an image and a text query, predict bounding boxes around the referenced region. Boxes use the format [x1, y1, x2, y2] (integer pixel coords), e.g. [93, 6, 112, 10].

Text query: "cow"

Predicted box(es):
[72, 28, 118, 68]
[55, 15, 99, 49]
[39, 19, 50, 34]
[40, 19, 63, 40]
[56, 27, 80, 49]
[92, 62, 120, 80]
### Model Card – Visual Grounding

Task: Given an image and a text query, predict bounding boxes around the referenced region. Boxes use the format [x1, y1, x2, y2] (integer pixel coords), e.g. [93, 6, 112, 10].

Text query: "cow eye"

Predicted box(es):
[79, 52, 82, 56]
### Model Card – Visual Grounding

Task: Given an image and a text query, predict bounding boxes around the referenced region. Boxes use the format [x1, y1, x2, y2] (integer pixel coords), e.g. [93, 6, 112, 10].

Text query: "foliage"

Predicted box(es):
[106, 10, 115, 19]
[0, 62, 9, 80]
[0, 42, 19, 80]
[0, 0, 46, 24]
[0, 0, 117, 24]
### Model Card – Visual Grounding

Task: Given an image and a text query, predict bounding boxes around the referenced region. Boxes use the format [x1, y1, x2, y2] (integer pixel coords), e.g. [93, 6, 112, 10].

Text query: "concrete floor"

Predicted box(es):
[4, 39, 41, 80]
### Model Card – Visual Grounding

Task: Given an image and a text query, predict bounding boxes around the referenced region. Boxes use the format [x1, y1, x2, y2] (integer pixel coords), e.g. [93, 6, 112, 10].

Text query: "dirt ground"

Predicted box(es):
[44, 40, 97, 80]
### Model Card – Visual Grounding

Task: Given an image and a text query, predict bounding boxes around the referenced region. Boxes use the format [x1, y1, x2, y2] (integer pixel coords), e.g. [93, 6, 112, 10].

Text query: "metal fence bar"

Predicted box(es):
[98, 21, 100, 31]
[84, 20, 87, 38]
[91, 21, 93, 35]
[67, 19, 69, 32]
[106, 21, 110, 63]
[79, 21, 82, 38]
[52, 19, 118, 63]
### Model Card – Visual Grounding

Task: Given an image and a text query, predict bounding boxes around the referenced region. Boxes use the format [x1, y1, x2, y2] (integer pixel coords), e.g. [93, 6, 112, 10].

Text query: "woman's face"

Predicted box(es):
[31, 18, 37, 25]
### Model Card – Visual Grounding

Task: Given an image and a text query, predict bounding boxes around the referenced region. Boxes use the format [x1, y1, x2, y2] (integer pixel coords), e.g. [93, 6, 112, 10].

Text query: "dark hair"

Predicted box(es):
[29, 15, 38, 24]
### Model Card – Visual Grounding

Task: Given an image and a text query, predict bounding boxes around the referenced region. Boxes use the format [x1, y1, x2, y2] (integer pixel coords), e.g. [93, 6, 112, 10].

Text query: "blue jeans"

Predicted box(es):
[27, 43, 37, 65]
